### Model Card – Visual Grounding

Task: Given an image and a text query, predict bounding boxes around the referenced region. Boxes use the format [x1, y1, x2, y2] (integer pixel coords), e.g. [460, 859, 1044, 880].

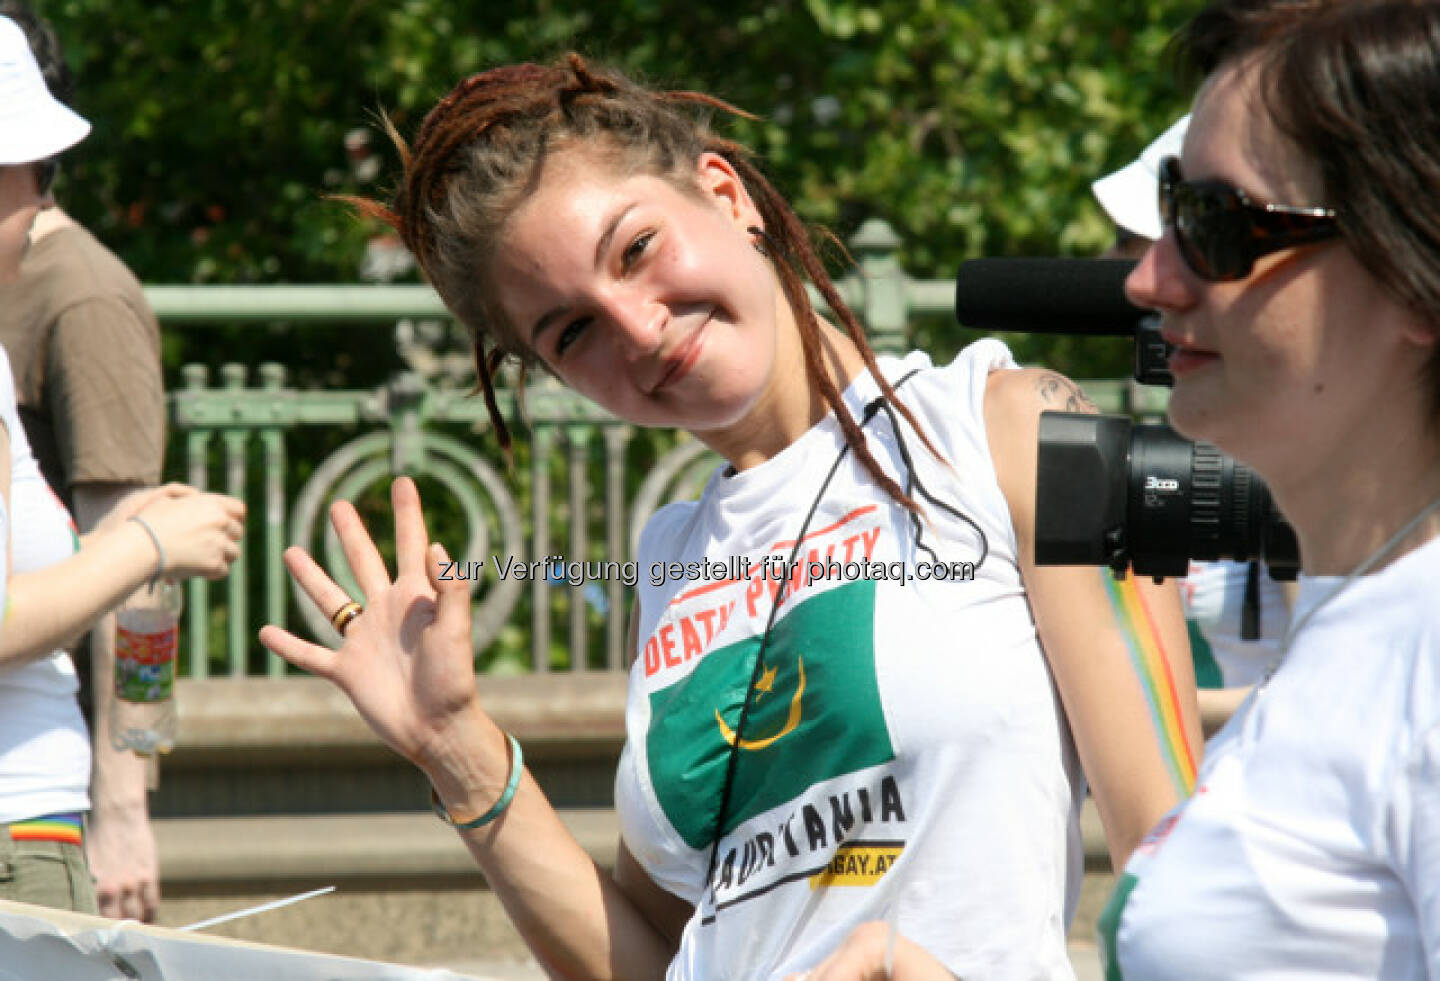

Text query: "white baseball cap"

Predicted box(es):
[1091, 115, 1190, 241]
[0, 14, 89, 166]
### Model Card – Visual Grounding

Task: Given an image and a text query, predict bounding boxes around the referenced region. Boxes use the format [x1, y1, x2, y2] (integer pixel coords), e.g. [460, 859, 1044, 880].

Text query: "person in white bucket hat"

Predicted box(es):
[0, 12, 87, 283]
[0, 14, 87, 163]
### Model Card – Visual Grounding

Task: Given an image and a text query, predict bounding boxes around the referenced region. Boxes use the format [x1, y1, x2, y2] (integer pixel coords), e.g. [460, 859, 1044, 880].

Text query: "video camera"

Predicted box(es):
[954, 258, 1298, 580]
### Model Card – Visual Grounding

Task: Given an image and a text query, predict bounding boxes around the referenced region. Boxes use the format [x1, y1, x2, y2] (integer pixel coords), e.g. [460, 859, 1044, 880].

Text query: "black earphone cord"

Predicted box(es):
[700, 373, 989, 909]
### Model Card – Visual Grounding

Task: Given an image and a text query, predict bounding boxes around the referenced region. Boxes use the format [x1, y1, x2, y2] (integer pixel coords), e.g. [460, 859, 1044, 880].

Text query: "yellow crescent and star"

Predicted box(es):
[715, 657, 806, 751]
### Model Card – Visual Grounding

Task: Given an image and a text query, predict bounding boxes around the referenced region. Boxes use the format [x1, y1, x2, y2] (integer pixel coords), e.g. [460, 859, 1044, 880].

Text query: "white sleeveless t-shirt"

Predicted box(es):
[615, 341, 1084, 979]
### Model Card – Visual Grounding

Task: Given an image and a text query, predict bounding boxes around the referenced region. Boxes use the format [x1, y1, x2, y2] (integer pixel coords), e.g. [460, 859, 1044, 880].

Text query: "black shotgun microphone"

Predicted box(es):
[954, 258, 1150, 336]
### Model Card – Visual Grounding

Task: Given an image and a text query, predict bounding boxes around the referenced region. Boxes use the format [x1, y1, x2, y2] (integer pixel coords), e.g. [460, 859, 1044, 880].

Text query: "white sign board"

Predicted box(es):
[0, 900, 487, 981]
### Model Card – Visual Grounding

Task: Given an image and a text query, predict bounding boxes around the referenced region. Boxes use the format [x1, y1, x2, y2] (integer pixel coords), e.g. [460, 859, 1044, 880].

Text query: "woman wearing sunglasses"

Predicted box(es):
[795, 0, 1440, 978]
[1100, 0, 1440, 977]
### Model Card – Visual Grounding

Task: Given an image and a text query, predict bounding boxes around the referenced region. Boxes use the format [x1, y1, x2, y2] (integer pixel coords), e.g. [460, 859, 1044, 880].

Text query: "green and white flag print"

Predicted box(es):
[646, 578, 894, 850]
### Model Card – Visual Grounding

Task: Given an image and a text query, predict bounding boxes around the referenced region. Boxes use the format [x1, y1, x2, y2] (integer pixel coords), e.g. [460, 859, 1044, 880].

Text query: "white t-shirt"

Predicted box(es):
[1103, 534, 1440, 979]
[0, 345, 91, 822]
[1180, 559, 1289, 688]
[615, 341, 1084, 980]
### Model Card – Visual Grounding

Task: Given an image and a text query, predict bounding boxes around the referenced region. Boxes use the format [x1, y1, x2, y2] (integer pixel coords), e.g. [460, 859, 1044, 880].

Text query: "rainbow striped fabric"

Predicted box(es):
[1103, 571, 1198, 797]
[7, 812, 83, 846]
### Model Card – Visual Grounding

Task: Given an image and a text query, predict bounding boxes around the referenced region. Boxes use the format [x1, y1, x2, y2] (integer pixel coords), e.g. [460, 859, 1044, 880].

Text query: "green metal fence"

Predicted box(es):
[153, 220, 1170, 679]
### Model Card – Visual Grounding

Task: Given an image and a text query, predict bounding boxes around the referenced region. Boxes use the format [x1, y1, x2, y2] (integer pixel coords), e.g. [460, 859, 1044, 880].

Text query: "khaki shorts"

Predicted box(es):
[0, 824, 99, 915]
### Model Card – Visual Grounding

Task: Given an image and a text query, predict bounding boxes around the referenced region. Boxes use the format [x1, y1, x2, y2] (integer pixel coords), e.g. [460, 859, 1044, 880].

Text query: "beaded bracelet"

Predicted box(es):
[429, 731, 523, 831]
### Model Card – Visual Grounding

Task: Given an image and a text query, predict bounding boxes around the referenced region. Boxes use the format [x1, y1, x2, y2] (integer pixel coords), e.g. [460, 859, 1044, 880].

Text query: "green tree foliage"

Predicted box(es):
[42, 0, 1197, 371]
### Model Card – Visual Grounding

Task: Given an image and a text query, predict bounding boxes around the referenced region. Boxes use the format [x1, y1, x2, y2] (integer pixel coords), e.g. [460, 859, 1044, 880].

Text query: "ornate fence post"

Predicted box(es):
[220, 365, 251, 675]
[259, 363, 289, 676]
[850, 218, 908, 353]
[564, 423, 593, 671]
[179, 364, 213, 678]
[602, 425, 631, 670]
[530, 424, 555, 672]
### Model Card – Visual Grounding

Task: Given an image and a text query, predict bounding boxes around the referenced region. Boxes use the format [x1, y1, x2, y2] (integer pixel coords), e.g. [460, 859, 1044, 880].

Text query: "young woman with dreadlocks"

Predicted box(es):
[259, 55, 1201, 979]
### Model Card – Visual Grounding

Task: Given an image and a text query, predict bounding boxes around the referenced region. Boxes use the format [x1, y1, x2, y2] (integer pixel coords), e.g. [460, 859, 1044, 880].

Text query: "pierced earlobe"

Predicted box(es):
[748, 225, 776, 259]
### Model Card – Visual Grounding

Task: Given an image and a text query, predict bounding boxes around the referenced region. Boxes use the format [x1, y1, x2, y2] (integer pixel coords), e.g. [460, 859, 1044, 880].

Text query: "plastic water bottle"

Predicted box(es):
[112, 580, 183, 755]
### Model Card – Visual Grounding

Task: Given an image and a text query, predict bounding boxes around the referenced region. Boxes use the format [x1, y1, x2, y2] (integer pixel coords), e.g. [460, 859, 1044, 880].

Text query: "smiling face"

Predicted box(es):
[1125, 60, 1428, 482]
[490, 146, 800, 440]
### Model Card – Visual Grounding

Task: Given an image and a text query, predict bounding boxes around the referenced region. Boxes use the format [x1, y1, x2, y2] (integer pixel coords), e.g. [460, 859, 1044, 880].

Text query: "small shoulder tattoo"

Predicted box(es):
[1034, 371, 1098, 413]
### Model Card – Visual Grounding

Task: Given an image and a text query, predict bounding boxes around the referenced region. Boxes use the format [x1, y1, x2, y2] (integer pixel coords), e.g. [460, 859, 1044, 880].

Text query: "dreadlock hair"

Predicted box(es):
[347, 52, 939, 512]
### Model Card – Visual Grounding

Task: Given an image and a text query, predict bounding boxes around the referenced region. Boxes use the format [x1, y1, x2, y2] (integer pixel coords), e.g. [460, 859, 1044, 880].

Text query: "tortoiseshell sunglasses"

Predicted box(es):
[1158, 155, 1339, 282]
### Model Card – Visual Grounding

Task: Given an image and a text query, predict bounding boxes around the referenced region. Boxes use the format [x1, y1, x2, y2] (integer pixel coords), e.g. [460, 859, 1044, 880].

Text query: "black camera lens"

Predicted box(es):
[1035, 411, 1298, 580]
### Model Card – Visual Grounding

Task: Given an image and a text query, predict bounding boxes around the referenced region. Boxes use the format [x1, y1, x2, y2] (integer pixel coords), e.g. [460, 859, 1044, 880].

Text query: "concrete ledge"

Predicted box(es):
[160, 673, 1110, 876]
[157, 804, 1104, 886]
[172, 673, 628, 766]
[154, 675, 626, 816]
[157, 809, 620, 885]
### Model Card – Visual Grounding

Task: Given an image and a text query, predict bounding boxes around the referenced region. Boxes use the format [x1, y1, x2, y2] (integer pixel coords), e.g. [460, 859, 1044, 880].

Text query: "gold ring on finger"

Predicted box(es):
[330, 600, 364, 635]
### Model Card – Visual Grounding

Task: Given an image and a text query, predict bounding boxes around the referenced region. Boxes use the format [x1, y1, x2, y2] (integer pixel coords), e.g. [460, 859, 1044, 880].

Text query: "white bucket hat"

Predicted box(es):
[0, 14, 89, 166]
[1091, 115, 1190, 241]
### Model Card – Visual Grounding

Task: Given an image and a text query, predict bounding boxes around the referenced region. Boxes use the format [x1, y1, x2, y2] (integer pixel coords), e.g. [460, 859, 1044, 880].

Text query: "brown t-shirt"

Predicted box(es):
[0, 213, 165, 505]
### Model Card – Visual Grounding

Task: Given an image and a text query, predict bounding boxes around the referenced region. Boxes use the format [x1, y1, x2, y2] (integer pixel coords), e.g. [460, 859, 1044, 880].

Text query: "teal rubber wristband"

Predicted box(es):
[430, 731, 523, 831]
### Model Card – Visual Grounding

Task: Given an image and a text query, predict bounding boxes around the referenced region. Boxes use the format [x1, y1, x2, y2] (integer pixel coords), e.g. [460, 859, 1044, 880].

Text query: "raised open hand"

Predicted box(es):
[258, 477, 488, 771]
